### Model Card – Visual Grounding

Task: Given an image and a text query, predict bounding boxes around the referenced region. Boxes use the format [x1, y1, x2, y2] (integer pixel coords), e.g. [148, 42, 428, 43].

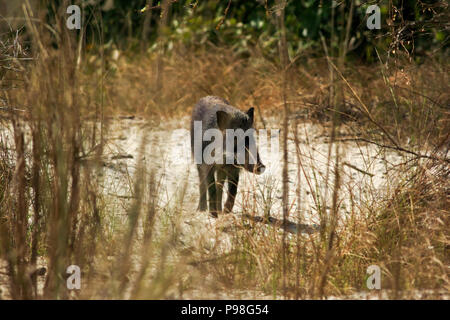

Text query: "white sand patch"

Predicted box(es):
[98, 117, 406, 253]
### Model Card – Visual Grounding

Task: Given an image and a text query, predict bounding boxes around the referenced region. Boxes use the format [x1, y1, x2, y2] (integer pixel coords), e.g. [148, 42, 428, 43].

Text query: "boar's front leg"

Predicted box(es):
[224, 167, 240, 214]
[216, 168, 227, 213]
[197, 165, 208, 211]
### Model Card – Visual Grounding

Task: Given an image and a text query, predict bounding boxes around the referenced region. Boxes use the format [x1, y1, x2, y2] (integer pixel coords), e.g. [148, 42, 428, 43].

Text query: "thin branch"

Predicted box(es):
[216, 0, 232, 30]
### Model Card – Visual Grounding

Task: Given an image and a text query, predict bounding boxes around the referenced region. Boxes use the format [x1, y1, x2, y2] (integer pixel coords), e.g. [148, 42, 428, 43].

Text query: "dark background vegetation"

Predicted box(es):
[44, 0, 449, 62]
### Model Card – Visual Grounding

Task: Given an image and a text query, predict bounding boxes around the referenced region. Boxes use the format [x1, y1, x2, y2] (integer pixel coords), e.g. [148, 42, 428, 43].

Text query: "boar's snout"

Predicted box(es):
[256, 163, 265, 174]
[245, 159, 265, 175]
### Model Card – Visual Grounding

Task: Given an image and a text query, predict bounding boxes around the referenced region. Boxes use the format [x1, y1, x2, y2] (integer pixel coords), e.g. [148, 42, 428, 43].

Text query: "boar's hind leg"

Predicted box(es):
[206, 168, 218, 217]
[224, 168, 239, 214]
[197, 165, 208, 211]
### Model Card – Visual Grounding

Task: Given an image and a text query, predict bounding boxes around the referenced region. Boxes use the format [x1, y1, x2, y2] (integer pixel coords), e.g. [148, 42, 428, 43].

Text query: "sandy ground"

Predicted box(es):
[105, 117, 400, 213]
[0, 116, 425, 299]
[99, 116, 405, 254]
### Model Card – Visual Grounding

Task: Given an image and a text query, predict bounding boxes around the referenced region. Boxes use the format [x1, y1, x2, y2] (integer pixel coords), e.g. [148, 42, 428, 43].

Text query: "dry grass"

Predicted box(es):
[101, 44, 449, 146]
[0, 9, 449, 300]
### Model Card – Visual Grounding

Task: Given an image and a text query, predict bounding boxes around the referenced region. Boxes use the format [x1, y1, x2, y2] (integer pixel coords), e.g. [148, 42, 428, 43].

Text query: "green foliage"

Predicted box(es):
[46, 0, 449, 62]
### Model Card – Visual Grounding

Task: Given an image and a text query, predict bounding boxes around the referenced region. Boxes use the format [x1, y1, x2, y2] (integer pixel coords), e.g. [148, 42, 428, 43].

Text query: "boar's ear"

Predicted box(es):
[246, 107, 254, 125]
[216, 110, 231, 130]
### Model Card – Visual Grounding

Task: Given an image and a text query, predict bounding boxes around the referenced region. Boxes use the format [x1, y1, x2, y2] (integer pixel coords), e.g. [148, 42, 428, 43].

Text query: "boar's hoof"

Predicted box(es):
[210, 211, 218, 218]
